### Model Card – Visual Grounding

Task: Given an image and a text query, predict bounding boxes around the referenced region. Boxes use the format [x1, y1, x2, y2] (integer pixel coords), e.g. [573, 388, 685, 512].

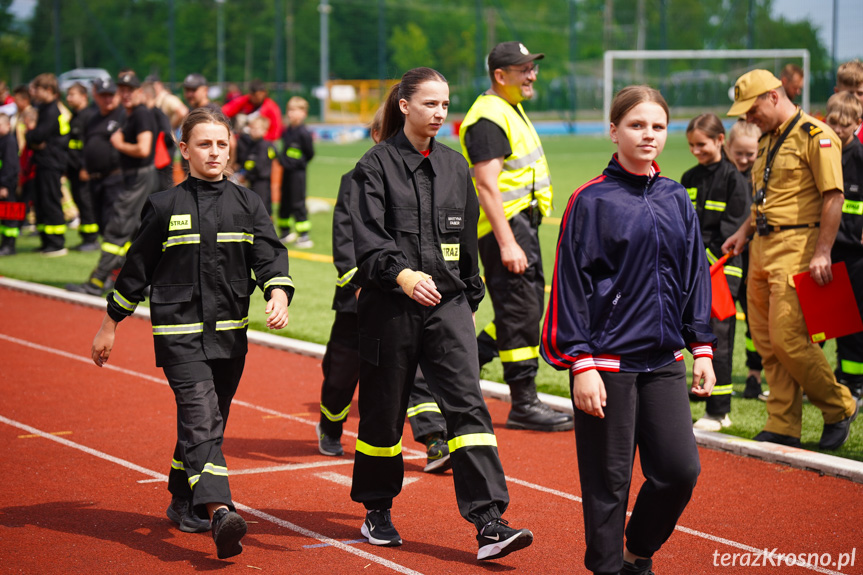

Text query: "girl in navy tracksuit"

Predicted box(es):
[541, 86, 716, 575]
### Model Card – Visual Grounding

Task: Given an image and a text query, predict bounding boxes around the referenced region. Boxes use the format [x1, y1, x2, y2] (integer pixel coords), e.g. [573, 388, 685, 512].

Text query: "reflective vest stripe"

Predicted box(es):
[267, 147, 276, 160]
[286, 147, 302, 159]
[711, 384, 734, 396]
[264, 276, 294, 290]
[79, 223, 100, 233]
[705, 200, 727, 211]
[42, 224, 67, 235]
[482, 322, 497, 340]
[842, 200, 863, 215]
[216, 318, 249, 331]
[58, 114, 70, 135]
[447, 432, 497, 453]
[406, 402, 442, 418]
[503, 145, 545, 171]
[841, 359, 863, 375]
[686, 187, 698, 201]
[320, 403, 350, 422]
[217, 232, 254, 243]
[355, 438, 402, 458]
[745, 336, 757, 353]
[102, 240, 131, 255]
[171, 458, 184, 471]
[244, 160, 256, 170]
[69, 139, 83, 150]
[499, 345, 540, 363]
[336, 267, 357, 288]
[153, 323, 204, 336]
[706, 248, 719, 264]
[499, 175, 553, 204]
[724, 265, 743, 278]
[294, 220, 312, 232]
[163, 234, 201, 250]
[112, 290, 137, 313]
[0, 226, 20, 238]
[188, 462, 229, 488]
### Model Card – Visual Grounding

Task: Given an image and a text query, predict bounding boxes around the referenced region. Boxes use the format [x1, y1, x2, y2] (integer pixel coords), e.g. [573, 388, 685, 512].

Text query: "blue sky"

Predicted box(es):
[9, 0, 863, 62]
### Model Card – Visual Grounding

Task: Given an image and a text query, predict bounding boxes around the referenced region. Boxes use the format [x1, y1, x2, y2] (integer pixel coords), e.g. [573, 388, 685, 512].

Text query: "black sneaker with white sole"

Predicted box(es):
[476, 518, 533, 561]
[361, 509, 402, 546]
[211, 508, 247, 559]
[316, 422, 344, 456]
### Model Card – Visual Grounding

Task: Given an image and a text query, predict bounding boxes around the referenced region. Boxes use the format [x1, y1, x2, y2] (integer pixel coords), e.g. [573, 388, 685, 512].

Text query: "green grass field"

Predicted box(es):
[3, 131, 860, 460]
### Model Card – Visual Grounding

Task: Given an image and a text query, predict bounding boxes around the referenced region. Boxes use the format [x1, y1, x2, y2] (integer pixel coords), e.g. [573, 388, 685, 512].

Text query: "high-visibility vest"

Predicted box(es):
[459, 94, 552, 238]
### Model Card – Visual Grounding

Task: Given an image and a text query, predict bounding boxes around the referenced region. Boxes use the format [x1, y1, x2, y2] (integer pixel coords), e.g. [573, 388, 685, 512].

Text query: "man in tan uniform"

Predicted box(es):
[723, 69, 858, 450]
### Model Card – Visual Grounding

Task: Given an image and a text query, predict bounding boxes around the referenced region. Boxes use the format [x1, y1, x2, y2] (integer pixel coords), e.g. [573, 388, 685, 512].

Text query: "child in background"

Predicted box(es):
[90, 107, 293, 560]
[682, 113, 751, 431]
[542, 85, 715, 575]
[277, 96, 314, 248]
[0, 113, 20, 256]
[725, 119, 766, 400]
[835, 60, 863, 144]
[825, 92, 863, 399]
[236, 116, 276, 216]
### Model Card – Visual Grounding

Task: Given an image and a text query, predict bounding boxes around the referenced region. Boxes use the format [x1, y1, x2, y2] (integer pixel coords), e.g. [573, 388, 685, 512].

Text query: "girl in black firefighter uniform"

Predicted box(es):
[90, 107, 293, 560]
[348, 67, 533, 562]
[682, 113, 751, 430]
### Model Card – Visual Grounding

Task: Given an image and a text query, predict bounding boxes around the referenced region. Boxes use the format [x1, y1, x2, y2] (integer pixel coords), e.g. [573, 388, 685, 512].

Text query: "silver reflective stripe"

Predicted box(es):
[336, 267, 357, 288]
[216, 317, 249, 331]
[264, 276, 294, 290]
[217, 232, 254, 243]
[112, 290, 137, 312]
[502, 145, 544, 171]
[499, 175, 552, 203]
[162, 234, 201, 250]
[152, 323, 204, 335]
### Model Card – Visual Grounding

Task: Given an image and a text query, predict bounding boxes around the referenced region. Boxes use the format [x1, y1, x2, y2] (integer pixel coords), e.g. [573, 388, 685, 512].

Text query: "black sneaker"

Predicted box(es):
[66, 281, 103, 296]
[476, 518, 533, 561]
[361, 509, 402, 546]
[753, 430, 801, 448]
[621, 557, 655, 575]
[819, 402, 859, 450]
[423, 434, 452, 474]
[743, 375, 762, 399]
[211, 508, 247, 559]
[166, 497, 211, 533]
[316, 422, 344, 456]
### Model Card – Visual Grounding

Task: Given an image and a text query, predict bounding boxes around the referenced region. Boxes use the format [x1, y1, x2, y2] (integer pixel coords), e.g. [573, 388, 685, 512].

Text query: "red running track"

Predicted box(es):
[1, 286, 862, 574]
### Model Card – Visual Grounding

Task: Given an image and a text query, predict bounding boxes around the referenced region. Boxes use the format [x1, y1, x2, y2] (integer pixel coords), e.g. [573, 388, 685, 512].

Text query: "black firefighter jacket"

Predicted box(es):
[106, 176, 294, 366]
[349, 130, 485, 311]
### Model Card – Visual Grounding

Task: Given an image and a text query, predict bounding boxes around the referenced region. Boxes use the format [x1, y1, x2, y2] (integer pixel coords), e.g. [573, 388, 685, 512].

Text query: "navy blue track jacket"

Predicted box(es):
[541, 155, 716, 374]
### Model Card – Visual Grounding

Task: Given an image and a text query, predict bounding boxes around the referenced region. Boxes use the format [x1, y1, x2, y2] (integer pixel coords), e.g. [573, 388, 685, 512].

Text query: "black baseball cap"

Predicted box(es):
[183, 73, 207, 90]
[488, 41, 544, 72]
[93, 78, 117, 94]
[116, 72, 140, 88]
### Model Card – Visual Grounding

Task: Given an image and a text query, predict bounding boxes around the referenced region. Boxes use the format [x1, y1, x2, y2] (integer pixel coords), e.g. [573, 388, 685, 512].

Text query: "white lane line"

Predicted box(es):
[0, 413, 424, 575]
[315, 471, 353, 487]
[0, 332, 849, 575]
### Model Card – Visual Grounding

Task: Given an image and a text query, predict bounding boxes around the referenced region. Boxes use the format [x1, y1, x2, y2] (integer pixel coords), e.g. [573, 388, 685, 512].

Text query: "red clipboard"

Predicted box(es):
[710, 252, 736, 321]
[793, 262, 863, 343]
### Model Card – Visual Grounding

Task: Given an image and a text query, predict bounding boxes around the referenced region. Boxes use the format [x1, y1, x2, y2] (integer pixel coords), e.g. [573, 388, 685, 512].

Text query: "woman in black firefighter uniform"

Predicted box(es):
[90, 107, 293, 560]
[348, 67, 533, 562]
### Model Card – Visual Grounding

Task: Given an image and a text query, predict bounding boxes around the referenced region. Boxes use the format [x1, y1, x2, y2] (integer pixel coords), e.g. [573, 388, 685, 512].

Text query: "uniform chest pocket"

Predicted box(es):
[774, 149, 802, 171]
[386, 206, 419, 233]
[150, 284, 194, 304]
[438, 209, 465, 233]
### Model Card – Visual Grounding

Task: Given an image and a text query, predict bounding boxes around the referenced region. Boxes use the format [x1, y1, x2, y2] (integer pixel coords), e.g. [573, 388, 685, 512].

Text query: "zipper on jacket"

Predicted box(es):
[642, 175, 665, 352]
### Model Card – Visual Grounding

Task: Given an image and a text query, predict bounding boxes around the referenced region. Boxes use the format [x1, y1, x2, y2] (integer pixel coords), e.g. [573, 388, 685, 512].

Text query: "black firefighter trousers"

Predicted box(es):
[164, 357, 245, 519]
[351, 290, 509, 530]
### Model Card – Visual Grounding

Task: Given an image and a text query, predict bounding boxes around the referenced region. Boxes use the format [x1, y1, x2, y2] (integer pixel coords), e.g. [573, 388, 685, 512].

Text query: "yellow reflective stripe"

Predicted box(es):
[1, 226, 20, 238]
[203, 462, 228, 476]
[264, 276, 294, 290]
[355, 438, 402, 458]
[483, 322, 497, 340]
[499, 175, 552, 204]
[336, 267, 357, 288]
[58, 114, 70, 135]
[153, 322, 204, 336]
[295, 220, 312, 232]
[686, 187, 698, 201]
[171, 458, 184, 471]
[79, 223, 99, 233]
[286, 147, 302, 159]
[499, 345, 540, 363]
[217, 232, 254, 243]
[704, 200, 727, 211]
[277, 217, 293, 227]
[724, 265, 743, 278]
[69, 139, 83, 149]
[711, 384, 733, 396]
[320, 403, 350, 422]
[745, 336, 757, 353]
[188, 474, 201, 488]
[705, 248, 719, 264]
[216, 317, 249, 331]
[244, 160, 256, 171]
[502, 145, 544, 171]
[267, 147, 276, 160]
[102, 241, 131, 255]
[841, 200, 863, 215]
[112, 290, 137, 312]
[406, 402, 442, 418]
[91, 277, 105, 288]
[447, 432, 497, 453]
[162, 234, 201, 250]
[43, 224, 67, 235]
[841, 359, 863, 375]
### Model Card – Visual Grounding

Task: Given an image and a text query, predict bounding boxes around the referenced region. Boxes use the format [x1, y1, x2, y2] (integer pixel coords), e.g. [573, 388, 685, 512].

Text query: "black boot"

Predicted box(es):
[0, 236, 15, 256]
[506, 379, 574, 431]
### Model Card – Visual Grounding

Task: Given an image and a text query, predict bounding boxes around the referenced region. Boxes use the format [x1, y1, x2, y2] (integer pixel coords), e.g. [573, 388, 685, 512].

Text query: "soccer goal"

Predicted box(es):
[602, 49, 810, 134]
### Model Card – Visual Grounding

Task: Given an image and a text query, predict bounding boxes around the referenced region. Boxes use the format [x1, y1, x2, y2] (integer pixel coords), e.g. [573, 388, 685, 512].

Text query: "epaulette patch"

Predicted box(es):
[801, 122, 823, 138]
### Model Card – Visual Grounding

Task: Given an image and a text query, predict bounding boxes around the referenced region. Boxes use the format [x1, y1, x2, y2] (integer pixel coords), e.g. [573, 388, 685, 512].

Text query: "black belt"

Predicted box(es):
[757, 222, 820, 236]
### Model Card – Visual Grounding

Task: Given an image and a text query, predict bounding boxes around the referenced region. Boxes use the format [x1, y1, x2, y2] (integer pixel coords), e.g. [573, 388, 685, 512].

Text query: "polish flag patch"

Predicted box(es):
[819, 138, 832, 148]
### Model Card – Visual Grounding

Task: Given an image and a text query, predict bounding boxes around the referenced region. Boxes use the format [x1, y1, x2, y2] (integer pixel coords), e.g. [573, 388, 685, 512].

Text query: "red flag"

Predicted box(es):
[710, 252, 736, 321]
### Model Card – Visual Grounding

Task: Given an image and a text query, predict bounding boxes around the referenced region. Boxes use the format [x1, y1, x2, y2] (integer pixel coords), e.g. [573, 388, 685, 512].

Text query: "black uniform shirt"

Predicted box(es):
[25, 100, 69, 171]
[331, 169, 360, 313]
[84, 107, 125, 175]
[0, 132, 19, 191]
[67, 103, 96, 172]
[279, 123, 315, 172]
[237, 134, 275, 181]
[120, 103, 156, 171]
[350, 130, 485, 311]
[834, 136, 863, 256]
